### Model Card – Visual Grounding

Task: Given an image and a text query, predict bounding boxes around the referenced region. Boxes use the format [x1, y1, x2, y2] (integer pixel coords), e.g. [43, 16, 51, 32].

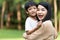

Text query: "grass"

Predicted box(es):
[0, 29, 60, 40]
[0, 29, 24, 38]
[0, 38, 25, 40]
[55, 32, 60, 40]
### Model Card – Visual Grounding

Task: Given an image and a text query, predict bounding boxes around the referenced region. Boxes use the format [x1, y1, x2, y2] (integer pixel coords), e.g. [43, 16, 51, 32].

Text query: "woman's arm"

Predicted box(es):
[54, 28, 58, 39]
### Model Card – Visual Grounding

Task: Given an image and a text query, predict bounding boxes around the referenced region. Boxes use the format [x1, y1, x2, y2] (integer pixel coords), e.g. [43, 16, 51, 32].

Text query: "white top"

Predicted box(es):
[25, 17, 38, 31]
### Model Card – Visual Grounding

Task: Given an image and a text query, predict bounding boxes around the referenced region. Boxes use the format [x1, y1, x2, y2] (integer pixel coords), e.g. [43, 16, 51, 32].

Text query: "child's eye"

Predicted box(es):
[28, 8, 32, 10]
[34, 7, 36, 9]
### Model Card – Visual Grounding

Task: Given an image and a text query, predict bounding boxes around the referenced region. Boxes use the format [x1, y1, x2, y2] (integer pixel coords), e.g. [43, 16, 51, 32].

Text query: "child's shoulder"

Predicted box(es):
[25, 17, 33, 22]
[26, 17, 32, 20]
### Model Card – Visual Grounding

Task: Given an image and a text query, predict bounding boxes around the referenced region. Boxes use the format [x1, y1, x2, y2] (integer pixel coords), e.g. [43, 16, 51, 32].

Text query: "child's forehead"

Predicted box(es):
[27, 6, 37, 10]
[29, 5, 36, 7]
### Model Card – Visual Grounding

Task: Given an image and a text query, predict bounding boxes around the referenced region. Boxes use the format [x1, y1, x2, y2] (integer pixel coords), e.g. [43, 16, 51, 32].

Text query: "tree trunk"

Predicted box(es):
[1, 1, 6, 29]
[46, 0, 53, 4]
[6, 12, 11, 28]
[17, 3, 21, 30]
[57, 0, 60, 32]
[59, 16, 60, 32]
[54, 0, 57, 31]
[6, 0, 14, 29]
[59, 18, 60, 32]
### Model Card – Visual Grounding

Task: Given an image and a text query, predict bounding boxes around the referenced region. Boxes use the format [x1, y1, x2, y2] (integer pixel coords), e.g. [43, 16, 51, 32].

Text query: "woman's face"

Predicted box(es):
[37, 5, 47, 21]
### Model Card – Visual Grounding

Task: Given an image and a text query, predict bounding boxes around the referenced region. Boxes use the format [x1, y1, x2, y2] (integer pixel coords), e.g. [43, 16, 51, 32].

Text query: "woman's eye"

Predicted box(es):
[41, 8, 45, 11]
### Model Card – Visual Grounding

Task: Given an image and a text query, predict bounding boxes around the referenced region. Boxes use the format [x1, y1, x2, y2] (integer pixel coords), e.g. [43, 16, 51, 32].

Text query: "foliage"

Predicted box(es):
[0, 0, 60, 29]
[58, 11, 60, 19]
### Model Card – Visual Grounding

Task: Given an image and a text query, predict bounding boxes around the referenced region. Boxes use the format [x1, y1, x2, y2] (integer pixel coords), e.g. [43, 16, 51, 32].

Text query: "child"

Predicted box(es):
[23, 1, 42, 40]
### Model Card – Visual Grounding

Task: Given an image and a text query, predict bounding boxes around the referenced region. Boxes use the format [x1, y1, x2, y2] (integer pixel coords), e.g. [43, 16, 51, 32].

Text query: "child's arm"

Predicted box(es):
[26, 21, 42, 35]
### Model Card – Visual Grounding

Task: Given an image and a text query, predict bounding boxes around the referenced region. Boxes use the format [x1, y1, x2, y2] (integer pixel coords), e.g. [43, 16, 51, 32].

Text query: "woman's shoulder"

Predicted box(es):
[43, 20, 54, 30]
[43, 20, 52, 25]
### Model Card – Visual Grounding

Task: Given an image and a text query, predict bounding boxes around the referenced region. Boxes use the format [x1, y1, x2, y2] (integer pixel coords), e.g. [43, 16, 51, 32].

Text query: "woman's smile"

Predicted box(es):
[38, 15, 43, 18]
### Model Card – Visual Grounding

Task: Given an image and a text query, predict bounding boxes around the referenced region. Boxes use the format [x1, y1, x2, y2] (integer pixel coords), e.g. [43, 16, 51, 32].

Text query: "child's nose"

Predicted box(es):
[32, 9, 35, 11]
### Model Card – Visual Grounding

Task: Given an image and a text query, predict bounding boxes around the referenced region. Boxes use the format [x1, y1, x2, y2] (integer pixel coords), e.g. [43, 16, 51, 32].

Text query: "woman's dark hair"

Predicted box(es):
[37, 2, 52, 22]
[24, 1, 37, 11]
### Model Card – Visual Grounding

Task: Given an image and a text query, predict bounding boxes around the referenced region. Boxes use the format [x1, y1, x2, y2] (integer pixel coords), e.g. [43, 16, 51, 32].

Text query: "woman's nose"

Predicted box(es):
[37, 11, 42, 14]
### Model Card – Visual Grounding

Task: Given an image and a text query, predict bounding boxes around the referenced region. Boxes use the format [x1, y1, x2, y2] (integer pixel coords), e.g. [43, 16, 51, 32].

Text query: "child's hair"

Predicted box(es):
[37, 2, 52, 22]
[24, 1, 37, 11]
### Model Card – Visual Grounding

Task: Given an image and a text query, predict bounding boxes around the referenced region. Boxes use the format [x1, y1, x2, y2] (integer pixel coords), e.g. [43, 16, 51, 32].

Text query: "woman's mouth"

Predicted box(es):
[38, 15, 43, 18]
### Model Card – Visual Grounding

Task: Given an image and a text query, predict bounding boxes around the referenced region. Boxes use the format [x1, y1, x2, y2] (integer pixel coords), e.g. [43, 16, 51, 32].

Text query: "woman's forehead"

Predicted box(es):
[38, 5, 46, 9]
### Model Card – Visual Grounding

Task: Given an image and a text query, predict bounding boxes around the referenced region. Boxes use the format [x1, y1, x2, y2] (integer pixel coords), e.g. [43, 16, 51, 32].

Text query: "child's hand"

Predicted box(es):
[23, 32, 28, 39]
[37, 21, 42, 28]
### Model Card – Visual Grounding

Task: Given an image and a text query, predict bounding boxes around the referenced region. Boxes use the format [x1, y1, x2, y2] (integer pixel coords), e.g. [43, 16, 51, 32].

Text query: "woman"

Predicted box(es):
[23, 2, 58, 40]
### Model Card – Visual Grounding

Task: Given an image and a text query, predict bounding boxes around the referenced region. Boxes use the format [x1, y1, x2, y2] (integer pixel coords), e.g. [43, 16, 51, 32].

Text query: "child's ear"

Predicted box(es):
[26, 11, 28, 14]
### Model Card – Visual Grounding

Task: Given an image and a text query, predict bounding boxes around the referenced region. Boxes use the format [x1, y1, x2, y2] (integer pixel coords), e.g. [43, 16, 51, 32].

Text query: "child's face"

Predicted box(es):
[37, 5, 47, 20]
[26, 6, 37, 17]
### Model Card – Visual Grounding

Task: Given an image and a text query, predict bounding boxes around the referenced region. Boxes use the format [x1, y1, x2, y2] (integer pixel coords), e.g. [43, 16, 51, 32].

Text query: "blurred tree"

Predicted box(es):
[16, 2, 22, 30]
[54, 0, 57, 31]
[2, 0, 59, 30]
[46, 0, 53, 5]
[6, 0, 14, 28]
[46, 0, 54, 17]
[0, 6, 2, 27]
[1, 0, 6, 29]
[58, 12, 60, 32]
[5, 0, 28, 29]
[46, 0, 58, 31]
[57, 0, 60, 32]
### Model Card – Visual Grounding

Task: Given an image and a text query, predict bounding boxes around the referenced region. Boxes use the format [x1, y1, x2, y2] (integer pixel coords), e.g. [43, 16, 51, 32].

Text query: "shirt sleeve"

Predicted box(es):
[25, 19, 32, 31]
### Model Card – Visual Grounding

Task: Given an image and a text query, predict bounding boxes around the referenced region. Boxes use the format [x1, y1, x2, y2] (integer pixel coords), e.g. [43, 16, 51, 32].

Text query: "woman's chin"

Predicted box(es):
[38, 16, 44, 21]
[39, 18, 43, 21]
